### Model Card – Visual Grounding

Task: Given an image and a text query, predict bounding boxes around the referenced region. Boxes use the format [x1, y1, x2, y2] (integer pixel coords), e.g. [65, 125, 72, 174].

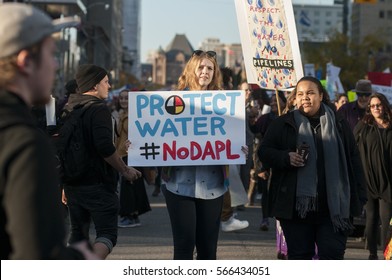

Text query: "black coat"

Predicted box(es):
[0, 90, 83, 259]
[258, 109, 367, 220]
[354, 121, 392, 203]
[61, 94, 117, 189]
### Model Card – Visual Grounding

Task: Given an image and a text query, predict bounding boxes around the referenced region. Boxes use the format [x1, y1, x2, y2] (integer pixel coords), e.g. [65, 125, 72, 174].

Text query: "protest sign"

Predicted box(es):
[372, 84, 392, 104]
[235, 0, 303, 90]
[127, 90, 246, 166]
[326, 62, 344, 100]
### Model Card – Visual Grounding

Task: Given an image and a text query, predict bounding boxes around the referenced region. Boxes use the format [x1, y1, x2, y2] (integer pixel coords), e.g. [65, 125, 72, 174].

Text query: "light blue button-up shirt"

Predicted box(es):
[162, 165, 227, 199]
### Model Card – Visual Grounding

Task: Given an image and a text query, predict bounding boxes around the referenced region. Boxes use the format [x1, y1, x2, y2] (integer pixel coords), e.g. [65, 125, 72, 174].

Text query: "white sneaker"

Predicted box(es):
[221, 216, 249, 232]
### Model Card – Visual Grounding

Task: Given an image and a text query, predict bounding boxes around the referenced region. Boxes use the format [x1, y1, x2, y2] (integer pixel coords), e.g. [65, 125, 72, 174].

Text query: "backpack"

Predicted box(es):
[55, 100, 98, 184]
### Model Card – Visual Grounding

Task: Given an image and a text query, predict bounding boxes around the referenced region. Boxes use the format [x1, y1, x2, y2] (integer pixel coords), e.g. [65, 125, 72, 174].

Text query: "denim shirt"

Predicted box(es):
[162, 165, 227, 199]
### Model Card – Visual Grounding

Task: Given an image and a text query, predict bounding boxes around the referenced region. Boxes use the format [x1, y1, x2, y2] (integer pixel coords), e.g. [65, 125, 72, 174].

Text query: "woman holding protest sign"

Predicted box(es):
[161, 50, 247, 260]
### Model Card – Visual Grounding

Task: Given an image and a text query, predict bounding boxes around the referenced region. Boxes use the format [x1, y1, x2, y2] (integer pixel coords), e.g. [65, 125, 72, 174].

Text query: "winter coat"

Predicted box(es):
[354, 121, 392, 203]
[258, 109, 367, 220]
[0, 90, 83, 259]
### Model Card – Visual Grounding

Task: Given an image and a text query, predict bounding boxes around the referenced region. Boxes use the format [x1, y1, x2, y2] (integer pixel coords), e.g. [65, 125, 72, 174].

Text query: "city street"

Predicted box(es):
[108, 186, 374, 260]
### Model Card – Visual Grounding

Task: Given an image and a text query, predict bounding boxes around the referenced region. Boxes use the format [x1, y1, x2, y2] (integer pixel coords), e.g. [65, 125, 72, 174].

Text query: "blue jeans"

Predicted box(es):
[64, 184, 119, 252]
[279, 216, 348, 260]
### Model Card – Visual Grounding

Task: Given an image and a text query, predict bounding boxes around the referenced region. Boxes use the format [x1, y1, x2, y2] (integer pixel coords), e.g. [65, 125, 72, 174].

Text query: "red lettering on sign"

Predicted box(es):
[162, 140, 240, 161]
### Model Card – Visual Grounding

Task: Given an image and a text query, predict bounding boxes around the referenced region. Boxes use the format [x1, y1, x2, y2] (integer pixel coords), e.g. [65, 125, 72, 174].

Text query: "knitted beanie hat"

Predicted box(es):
[75, 64, 107, 93]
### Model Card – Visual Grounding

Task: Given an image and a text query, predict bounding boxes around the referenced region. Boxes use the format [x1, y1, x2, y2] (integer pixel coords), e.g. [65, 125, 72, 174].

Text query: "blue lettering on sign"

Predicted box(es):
[135, 92, 238, 137]
[182, 92, 241, 116]
[161, 118, 179, 137]
[213, 93, 227, 115]
[135, 117, 226, 137]
[194, 117, 208, 135]
[174, 117, 192, 135]
[182, 93, 201, 115]
[136, 94, 164, 118]
[211, 117, 226, 135]
[135, 120, 161, 137]
[226, 92, 241, 116]
[201, 93, 212, 115]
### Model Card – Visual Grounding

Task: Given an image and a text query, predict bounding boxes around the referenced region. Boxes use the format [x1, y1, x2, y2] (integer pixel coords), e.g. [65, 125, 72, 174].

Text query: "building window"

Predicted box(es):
[314, 20, 320, 25]
[325, 21, 331, 26]
[380, 11, 385, 18]
[314, 11, 320, 16]
[326, 11, 331, 17]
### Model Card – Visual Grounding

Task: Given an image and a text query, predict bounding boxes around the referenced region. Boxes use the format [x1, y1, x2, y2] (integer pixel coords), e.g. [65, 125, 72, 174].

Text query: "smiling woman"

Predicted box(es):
[259, 76, 367, 260]
[354, 92, 392, 260]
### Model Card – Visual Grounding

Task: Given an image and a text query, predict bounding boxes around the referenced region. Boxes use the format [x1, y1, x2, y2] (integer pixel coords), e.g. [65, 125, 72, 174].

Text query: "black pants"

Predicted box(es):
[279, 216, 348, 260]
[162, 186, 224, 260]
[365, 197, 392, 255]
[259, 177, 269, 219]
[64, 184, 119, 251]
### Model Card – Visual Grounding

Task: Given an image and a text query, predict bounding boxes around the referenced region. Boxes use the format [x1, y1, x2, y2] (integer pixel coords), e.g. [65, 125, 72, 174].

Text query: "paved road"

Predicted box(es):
[107, 188, 376, 260]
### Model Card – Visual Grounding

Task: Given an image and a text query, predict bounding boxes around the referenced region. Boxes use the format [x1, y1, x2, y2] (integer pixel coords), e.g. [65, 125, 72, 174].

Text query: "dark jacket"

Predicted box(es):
[0, 90, 83, 259]
[354, 121, 392, 203]
[61, 94, 117, 189]
[258, 109, 367, 220]
[337, 101, 366, 131]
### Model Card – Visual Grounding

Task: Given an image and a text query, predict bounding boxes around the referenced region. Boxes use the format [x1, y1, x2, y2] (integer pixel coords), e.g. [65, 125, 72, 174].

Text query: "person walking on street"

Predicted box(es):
[62, 64, 141, 259]
[0, 3, 96, 259]
[354, 92, 392, 260]
[259, 76, 367, 259]
[219, 68, 249, 233]
[338, 79, 372, 131]
[115, 89, 151, 228]
[249, 91, 287, 231]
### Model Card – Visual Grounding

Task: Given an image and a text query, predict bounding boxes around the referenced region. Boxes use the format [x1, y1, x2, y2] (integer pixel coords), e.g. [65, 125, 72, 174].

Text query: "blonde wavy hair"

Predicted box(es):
[176, 52, 223, 91]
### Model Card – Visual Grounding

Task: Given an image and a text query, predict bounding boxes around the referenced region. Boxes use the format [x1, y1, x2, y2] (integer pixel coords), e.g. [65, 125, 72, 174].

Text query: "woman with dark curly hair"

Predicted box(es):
[354, 92, 392, 260]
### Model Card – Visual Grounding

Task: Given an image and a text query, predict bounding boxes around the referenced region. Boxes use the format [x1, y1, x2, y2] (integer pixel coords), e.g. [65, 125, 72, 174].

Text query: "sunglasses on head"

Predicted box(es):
[192, 50, 217, 59]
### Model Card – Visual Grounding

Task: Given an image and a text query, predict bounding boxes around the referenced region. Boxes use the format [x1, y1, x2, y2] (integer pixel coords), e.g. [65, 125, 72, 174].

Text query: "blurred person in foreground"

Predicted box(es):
[259, 76, 366, 259]
[0, 3, 96, 259]
[354, 93, 392, 260]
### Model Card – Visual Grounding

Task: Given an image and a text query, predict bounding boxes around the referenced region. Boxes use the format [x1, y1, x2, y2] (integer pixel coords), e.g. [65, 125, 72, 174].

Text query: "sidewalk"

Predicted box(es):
[108, 189, 375, 260]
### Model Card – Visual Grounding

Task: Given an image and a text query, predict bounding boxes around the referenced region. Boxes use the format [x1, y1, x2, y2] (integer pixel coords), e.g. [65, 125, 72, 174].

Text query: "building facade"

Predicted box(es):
[122, 0, 141, 79]
[293, 3, 344, 43]
[351, 0, 392, 53]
